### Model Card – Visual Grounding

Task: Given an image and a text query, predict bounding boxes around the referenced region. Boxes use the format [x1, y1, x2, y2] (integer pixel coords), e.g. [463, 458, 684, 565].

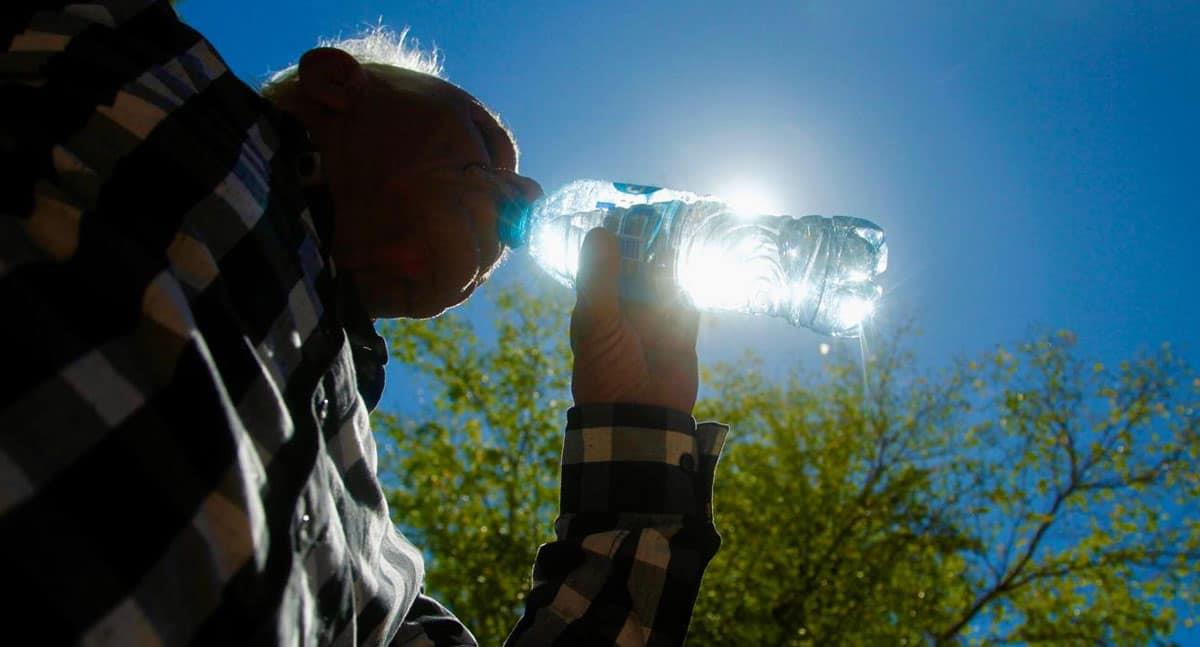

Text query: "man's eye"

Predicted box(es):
[463, 164, 492, 180]
[472, 119, 500, 167]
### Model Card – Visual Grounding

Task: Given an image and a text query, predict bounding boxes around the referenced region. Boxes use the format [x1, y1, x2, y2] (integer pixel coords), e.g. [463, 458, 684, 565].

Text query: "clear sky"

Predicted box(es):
[182, 0, 1199, 638]
[184, 0, 1200, 373]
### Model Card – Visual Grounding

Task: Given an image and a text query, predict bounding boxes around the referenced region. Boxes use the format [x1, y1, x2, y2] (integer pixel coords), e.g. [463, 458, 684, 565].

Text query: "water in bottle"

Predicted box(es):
[496, 180, 887, 338]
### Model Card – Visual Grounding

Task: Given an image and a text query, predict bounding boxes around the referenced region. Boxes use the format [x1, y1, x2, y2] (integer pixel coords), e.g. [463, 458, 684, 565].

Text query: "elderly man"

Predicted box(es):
[0, 2, 725, 645]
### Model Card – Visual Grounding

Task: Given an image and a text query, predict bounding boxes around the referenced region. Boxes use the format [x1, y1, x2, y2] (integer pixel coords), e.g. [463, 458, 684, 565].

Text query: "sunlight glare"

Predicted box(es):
[835, 295, 875, 330]
[677, 228, 777, 312]
[718, 179, 779, 217]
[529, 213, 584, 288]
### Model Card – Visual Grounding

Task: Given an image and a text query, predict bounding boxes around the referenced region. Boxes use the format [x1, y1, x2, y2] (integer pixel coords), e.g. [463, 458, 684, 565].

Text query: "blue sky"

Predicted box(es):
[185, 0, 1200, 374]
[182, 0, 1199, 638]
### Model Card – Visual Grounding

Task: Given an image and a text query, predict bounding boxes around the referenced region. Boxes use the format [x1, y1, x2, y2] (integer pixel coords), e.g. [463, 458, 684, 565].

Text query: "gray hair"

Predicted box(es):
[261, 24, 445, 100]
[261, 23, 519, 171]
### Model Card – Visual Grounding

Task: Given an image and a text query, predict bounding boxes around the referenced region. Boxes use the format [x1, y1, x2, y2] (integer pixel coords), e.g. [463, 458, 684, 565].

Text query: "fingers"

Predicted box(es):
[570, 229, 634, 405]
[569, 228, 701, 413]
[624, 292, 700, 354]
[676, 302, 701, 349]
[575, 228, 621, 316]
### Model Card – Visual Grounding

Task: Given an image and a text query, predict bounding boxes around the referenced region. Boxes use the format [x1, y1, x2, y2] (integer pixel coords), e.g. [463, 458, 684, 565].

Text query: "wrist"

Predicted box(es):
[566, 402, 696, 434]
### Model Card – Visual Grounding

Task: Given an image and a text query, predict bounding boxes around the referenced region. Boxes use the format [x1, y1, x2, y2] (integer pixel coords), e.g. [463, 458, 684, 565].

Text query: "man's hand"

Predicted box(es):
[570, 228, 700, 413]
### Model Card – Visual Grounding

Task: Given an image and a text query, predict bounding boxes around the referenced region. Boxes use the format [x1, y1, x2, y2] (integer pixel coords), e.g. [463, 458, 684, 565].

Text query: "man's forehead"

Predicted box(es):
[370, 65, 518, 171]
[469, 101, 518, 172]
[454, 87, 518, 172]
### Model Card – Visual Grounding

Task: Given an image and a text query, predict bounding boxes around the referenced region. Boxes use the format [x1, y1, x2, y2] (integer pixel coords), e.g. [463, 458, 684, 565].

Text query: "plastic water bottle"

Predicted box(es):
[496, 180, 887, 337]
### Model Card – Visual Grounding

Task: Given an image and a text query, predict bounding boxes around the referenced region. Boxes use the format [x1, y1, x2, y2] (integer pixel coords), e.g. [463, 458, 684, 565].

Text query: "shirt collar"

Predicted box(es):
[270, 104, 389, 411]
[337, 271, 389, 412]
[268, 103, 336, 251]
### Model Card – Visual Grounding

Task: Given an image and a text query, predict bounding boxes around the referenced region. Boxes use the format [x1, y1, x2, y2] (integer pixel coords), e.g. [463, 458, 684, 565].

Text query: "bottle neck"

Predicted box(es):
[497, 197, 535, 249]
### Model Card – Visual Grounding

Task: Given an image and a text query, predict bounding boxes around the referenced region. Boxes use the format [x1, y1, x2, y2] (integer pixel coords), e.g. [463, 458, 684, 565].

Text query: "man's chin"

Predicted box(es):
[387, 285, 475, 320]
[352, 267, 477, 320]
[401, 301, 449, 320]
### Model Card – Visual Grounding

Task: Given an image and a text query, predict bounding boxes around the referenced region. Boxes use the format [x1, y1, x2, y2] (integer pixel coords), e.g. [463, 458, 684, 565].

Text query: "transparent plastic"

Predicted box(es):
[523, 180, 887, 337]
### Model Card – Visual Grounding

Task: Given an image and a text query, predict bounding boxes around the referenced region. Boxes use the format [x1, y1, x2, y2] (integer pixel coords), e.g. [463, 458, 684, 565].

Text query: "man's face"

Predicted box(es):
[318, 66, 541, 319]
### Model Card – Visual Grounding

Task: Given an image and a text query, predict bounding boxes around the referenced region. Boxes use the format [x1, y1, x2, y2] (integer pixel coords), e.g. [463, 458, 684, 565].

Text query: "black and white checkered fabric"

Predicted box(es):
[0, 2, 727, 645]
[511, 405, 726, 646]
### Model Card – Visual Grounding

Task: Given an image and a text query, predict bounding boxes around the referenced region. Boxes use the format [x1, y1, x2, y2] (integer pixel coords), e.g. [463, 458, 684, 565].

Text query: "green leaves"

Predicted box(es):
[375, 286, 1200, 646]
[689, 332, 973, 645]
[375, 281, 572, 641]
[930, 332, 1200, 645]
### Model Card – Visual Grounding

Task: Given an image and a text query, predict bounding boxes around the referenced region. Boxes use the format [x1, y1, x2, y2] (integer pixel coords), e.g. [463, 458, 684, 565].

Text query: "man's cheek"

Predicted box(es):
[369, 242, 430, 278]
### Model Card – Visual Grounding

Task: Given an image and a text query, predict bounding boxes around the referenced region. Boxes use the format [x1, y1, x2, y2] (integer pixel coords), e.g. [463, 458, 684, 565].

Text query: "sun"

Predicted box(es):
[716, 179, 779, 217]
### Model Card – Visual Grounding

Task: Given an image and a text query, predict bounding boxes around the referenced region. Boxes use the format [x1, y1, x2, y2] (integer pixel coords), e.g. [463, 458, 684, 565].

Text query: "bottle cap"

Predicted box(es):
[497, 198, 532, 249]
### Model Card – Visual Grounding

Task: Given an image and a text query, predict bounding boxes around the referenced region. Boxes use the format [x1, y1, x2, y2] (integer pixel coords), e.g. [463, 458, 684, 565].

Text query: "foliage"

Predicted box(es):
[691, 330, 1200, 646]
[928, 334, 1200, 646]
[688, 335, 975, 645]
[377, 281, 572, 643]
[376, 285, 1200, 645]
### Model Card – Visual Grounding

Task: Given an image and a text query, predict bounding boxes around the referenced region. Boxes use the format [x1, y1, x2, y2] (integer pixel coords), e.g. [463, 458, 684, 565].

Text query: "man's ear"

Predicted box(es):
[297, 47, 368, 112]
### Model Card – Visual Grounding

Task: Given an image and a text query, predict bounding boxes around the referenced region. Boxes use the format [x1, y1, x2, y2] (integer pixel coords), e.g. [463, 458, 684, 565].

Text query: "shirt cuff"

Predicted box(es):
[560, 403, 728, 519]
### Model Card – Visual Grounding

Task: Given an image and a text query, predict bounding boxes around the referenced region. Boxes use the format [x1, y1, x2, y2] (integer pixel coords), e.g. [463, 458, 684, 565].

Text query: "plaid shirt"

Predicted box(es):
[0, 1, 727, 645]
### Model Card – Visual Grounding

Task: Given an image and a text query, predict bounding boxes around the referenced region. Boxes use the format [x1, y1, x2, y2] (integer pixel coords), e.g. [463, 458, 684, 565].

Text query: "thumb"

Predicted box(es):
[575, 227, 621, 315]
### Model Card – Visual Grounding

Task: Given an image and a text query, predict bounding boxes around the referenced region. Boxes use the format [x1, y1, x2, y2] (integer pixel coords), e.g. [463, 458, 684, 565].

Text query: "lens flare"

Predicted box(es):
[718, 180, 778, 217]
[835, 295, 875, 330]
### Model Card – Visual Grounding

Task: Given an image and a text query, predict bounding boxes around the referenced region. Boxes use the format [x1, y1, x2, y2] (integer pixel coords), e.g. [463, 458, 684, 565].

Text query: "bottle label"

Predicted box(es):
[599, 203, 680, 303]
[607, 204, 664, 262]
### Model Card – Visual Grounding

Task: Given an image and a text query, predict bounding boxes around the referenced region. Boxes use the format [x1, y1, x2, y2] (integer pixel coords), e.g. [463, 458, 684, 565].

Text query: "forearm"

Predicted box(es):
[506, 404, 727, 647]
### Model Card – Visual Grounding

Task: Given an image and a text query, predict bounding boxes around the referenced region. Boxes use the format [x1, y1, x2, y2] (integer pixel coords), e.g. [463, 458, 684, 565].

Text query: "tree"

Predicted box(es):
[929, 334, 1200, 646]
[687, 336, 975, 646]
[376, 284, 1200, 645]
[377, 279, 572, 643]
[690, 330, 1200, 646]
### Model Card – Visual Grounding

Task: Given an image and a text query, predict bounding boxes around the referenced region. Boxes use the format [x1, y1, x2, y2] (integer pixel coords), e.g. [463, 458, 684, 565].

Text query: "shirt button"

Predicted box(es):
[679, 453, 695, 472]
[296, 510, 313, 544]
[316, 397, 329, 422]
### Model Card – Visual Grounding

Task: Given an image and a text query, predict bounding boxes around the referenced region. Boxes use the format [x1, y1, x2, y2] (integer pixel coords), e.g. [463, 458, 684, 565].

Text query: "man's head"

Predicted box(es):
[263, 27, 541, 319]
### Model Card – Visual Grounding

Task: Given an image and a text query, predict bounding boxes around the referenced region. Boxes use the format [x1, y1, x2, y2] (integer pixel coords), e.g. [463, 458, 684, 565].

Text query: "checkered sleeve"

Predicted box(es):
[391, 592, 479, 646]
[505, 404, 728, 647]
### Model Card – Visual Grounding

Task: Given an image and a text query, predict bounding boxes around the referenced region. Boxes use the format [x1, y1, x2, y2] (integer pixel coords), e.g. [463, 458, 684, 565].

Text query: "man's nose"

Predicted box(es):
[506, 172, 544, 204]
